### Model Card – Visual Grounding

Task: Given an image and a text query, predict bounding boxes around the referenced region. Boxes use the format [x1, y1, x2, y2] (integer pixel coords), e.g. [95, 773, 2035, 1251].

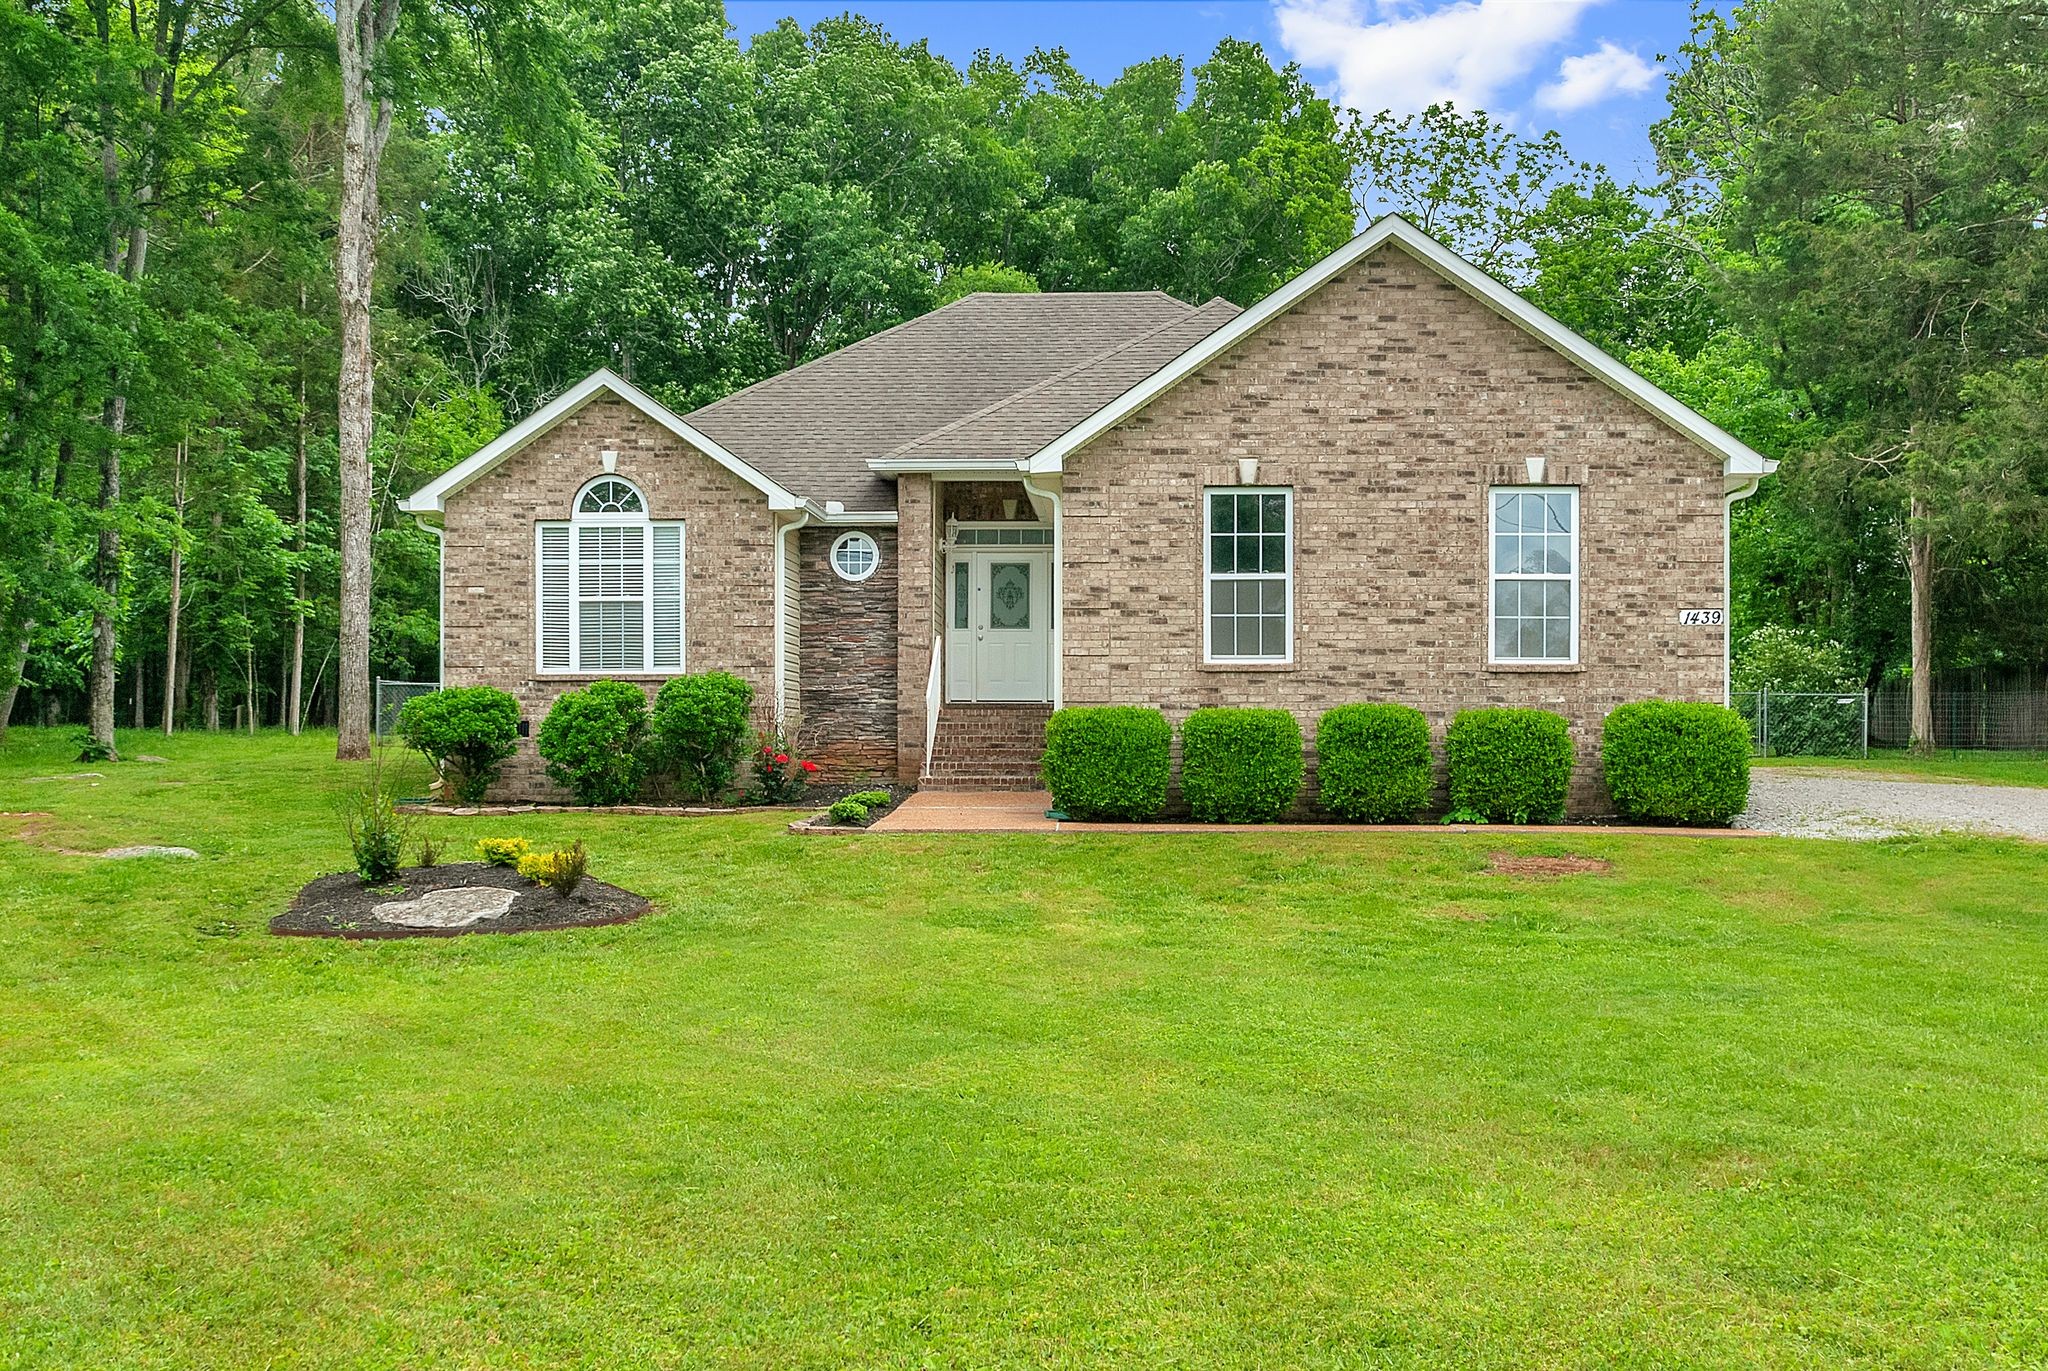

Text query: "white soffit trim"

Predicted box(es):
[1023, 214, 1779, 490]
[399, 368, 802, 519]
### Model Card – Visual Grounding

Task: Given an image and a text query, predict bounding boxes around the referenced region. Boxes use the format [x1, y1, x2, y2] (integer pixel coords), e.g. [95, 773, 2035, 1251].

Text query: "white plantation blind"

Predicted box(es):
[537, 524, 573, 669]
[535, 514, 684, 673]
[651, 523, 683, 669]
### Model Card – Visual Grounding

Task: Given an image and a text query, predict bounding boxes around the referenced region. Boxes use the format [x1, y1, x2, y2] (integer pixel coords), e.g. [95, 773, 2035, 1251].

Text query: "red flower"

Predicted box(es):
[799, 760, 819, 773]
[774, 753, 790, 764]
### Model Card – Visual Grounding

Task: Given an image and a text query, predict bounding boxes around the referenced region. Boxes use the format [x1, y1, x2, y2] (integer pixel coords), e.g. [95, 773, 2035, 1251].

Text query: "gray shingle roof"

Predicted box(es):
[684, 292, 1237, 510]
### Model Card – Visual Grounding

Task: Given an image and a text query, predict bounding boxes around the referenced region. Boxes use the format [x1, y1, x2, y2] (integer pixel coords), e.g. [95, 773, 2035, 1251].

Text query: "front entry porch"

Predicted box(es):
[944, 524, 1055, 705]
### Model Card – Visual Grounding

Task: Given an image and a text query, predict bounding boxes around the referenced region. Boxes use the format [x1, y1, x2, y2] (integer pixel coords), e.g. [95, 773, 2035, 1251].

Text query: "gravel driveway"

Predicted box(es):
[1742, 768, 2048, 840]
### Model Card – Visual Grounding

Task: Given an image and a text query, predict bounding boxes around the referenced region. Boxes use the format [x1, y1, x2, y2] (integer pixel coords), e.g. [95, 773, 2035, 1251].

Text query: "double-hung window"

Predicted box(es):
[1205, 488, 1292, 662]
[536, 477, 684, 673]
[1489, 486, 1578, 664]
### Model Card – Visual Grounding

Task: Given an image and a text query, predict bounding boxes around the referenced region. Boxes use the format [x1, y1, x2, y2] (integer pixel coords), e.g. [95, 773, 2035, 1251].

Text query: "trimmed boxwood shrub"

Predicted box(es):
[1445, 708, 1573, 823]
[536, 680, 649, 806]
[1601, 700, 1751, 824]
[649, 671, 755, 800]
[1041, 706, 1171, 821]
[1315, 703, 1433, 822]
[396, 686, 521, 803]
[1180, 708, 1304, 823]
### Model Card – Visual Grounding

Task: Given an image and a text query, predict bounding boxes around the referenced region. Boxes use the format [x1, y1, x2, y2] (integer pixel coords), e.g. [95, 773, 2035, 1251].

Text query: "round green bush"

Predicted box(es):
[536, 680, 649, 806]
[1180, 708, 1304, 824]
[1315, 703, 1433, 822]
[396, 686, 521, 804]
[1445, 708, 1574, 823]
[649, 671, 756, 801]
[1601, 700, 1751, 824]
[1041, 706, 1171, 821]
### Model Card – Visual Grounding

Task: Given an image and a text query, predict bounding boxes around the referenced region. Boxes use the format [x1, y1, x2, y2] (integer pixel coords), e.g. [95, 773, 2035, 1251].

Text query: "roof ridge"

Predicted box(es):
[879, 299, 1231, 461]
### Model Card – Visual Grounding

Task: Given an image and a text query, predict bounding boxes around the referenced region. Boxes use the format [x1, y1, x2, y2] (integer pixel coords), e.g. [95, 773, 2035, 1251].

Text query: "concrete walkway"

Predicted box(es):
[865, 790, 1761, 837]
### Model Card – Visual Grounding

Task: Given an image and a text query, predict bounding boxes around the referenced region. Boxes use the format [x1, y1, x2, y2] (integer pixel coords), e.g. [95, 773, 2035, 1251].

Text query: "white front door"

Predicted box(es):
[946, 548, 1051, 702]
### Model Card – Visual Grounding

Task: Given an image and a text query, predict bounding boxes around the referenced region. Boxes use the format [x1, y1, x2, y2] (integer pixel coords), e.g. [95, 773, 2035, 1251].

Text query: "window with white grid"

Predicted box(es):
[1489, 487, 1578, 664]
[1204, 488, 1292, 663]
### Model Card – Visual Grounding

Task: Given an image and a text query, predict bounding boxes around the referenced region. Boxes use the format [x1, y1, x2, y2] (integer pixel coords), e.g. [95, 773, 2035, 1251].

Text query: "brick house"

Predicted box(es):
[400, 216, 1774, 808]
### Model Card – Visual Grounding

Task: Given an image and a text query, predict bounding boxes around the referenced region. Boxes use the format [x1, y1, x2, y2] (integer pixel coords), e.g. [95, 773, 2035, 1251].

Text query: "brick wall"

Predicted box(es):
[441, 394, 779, 800]
[1061, 242, 1729, 813]
[894, 475, 938, 785]
[797, 525, 898, 780]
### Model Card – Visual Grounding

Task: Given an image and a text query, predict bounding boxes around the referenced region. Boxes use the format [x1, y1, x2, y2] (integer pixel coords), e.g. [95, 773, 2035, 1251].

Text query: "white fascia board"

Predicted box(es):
[865, 456, 1028, 475]
[400, 368, 802, 517]
[807, 502, 900, 525]
[1023, 214, 1780, 487]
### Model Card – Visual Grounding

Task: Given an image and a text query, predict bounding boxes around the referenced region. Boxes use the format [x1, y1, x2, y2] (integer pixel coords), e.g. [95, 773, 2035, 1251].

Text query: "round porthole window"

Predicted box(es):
[830, 531, 881, 583]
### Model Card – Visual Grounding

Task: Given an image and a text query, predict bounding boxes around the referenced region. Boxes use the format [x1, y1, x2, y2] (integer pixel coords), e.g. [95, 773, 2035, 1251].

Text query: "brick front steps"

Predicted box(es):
[923, 703, 1051, 791]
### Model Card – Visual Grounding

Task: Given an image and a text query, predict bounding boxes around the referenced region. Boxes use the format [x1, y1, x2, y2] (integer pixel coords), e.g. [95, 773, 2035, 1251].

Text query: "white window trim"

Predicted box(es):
[535, 477, 685, 675]
[1202, 486, 1294, 665]
[829, 530, 881, 583]
[1488, 484, 1580, 666]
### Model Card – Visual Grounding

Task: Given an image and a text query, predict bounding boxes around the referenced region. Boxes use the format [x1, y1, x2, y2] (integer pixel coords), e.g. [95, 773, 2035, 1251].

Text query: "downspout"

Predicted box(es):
[773, 507, 813, 727]
[1724, 477, 1762, 706]
[411, 515, 446, 684]
[1018, 472, 1063, 709]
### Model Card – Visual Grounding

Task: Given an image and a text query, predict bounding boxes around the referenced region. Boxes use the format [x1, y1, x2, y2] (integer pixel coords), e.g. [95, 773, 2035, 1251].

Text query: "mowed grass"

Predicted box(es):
[2, 730, 2046, 1368]
[1757, 749, 2048, 788]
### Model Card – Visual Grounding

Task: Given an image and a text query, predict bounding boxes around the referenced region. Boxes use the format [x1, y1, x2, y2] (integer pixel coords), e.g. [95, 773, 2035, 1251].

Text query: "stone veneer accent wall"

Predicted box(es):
[1060, 242, 1729, 812]
[440, 394, 779, 800]
[797, 525, 898, 779]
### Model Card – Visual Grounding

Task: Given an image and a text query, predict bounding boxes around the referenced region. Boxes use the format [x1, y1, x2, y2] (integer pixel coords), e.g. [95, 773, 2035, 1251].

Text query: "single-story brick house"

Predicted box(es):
[400, 215, 1774, 807]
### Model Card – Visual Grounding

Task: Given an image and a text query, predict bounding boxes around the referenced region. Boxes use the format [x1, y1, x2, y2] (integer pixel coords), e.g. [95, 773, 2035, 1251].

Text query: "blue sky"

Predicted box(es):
[726, 0, 1700, 183]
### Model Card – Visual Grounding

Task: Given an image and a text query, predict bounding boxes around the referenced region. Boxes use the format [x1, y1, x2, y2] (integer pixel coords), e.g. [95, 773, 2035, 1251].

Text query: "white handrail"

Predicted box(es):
[921, 633, 942, 780]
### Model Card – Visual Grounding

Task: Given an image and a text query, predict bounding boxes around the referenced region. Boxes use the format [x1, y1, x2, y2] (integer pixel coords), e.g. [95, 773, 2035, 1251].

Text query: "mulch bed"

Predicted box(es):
[271, 861, 651, 940]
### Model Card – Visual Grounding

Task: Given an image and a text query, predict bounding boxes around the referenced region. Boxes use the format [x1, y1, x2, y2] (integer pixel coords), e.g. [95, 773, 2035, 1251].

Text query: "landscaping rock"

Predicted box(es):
[101, 845, 200, 859]
[371, 887, 517, 928]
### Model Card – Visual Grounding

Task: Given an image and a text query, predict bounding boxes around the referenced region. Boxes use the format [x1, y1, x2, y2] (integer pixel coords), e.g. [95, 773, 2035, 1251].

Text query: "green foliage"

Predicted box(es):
[536, 681, 649, 806]
[1314, 704, 1433, 822]
[1602, 701, 1752, 826]
[847, 789, 892, 808]
[649, 673, 755, 801]
[1040, 706, 1171, 821]
[72, 729, 116, 764]
[937, 263, 1039, 304]
[1732, 625, 1860, 694]
[827, 797, 872, 826]
[397, 687, 521, 804]
[476, 837, 530, 868]
[1179, 708, 1303, 824]
[416, 834, 443, 868]
[338, 768, 409, 884]
[517, 840, 589, 897]
[1445, 709, 1574, 823]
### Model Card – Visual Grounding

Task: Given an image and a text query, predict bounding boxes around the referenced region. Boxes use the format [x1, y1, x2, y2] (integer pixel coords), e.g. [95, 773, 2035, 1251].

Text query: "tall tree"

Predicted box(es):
[1656, 0, 2048, 745]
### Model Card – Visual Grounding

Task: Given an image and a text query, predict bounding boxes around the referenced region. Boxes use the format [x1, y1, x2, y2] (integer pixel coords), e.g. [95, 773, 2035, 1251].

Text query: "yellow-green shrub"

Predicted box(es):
[475, 836, 531, 868]
[517, 841, 589, 896]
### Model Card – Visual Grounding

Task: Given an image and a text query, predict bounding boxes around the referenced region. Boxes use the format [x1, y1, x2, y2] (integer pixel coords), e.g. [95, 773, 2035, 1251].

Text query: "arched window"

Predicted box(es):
[830, 531, 881, 582]
[536, 477, 684, 673]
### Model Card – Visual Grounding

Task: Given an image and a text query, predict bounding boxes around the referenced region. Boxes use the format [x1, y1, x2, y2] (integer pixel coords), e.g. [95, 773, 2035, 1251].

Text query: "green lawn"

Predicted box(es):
[1757, 749, 2048, 788]
[3, 729, 2046, 1367]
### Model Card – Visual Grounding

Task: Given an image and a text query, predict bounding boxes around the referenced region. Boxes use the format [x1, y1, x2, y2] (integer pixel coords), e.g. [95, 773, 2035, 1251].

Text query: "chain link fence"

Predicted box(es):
[1730, 690, 1869, 758]
[374, 678, 440, 739]
[1869, 682, 2048, 750]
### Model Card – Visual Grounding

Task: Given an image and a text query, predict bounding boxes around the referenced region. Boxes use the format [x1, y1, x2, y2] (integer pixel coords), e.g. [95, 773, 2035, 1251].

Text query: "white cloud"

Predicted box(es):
[1272, 0, 1598, 117]
[1536, 41, 1664, 111]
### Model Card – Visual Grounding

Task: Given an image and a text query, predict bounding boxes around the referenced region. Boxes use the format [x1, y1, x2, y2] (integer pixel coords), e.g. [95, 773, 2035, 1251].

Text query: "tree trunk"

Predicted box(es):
[289, 329, 308, 736]
[245, 643, 257, 735]
[132, 655, 144, 728]
[334, 0, 399, 761]
[0, 624, 30, 745]
[162, 441, 184, 735]
[88, 395, 122, 759]
[203, 673, 219, 731]
[1907, 496, 1936, 753]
